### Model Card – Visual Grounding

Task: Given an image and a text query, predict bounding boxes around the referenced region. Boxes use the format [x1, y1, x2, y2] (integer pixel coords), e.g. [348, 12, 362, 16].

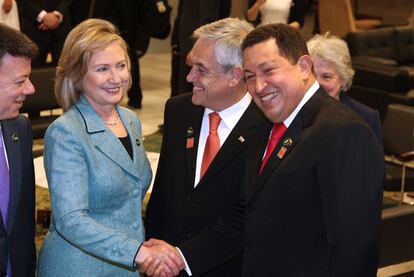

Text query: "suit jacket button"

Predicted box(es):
[133, 222, 139, 230]
[245, 243, 251, 251]
[132, 189, 139, 198]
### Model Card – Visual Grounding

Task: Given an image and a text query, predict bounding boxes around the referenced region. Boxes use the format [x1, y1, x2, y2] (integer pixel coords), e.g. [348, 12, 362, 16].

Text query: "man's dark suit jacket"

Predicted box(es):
[0, 116, 36, 277]
[180, 88, 384, 277]
[18, 0, 73, 66]
[145, 93, 267, 277]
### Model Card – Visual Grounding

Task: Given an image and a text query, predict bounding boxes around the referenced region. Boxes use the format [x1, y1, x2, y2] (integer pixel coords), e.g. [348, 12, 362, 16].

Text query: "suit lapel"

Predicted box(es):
[75, 99, 140, 179]
[1, 120, 21, 233]
[198, 103, 266, 186]
[250, 88, 326, 198]
[184, 105, 204, 191]
[256, 119, 303, 189]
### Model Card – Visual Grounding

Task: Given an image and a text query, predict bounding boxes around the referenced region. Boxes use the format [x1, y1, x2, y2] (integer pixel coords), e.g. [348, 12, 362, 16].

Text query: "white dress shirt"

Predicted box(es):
[194, 93, 252, 186]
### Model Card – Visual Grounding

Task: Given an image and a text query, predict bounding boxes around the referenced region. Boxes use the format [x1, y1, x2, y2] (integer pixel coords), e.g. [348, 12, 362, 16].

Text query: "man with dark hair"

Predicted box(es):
[0, 23, 38, 277]
[142, 23, 384, 277]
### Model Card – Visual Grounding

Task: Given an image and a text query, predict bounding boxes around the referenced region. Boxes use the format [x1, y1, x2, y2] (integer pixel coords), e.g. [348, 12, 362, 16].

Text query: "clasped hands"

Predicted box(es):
[136, 239, 185, 277]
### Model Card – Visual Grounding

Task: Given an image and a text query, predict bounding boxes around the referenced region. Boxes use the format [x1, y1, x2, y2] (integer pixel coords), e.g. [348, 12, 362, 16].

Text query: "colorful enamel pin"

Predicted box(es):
[277, 147, 287, 159]
[186, 127, 194, 148]
[282, 137, 293, 147]
[12, 133, 19, 142]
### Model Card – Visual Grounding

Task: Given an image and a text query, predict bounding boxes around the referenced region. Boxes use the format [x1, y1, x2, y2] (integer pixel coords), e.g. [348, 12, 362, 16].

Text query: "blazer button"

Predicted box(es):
[132, 189, 139, 198]
[245, 243, 251, 251]
[133, 222, 139, 230]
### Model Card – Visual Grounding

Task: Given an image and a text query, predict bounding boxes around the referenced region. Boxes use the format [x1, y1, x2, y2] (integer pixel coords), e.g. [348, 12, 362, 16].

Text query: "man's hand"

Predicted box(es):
[39, 12, 60, 30]
[136, 239, 184, 277]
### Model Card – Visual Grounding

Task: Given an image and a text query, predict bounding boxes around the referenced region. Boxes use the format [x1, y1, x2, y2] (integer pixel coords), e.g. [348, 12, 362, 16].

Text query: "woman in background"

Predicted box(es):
[0, 0, 19, 30]
[307, 32, 383, 145]
[37, 18, 182, 276]
[246, 0, 307, 29]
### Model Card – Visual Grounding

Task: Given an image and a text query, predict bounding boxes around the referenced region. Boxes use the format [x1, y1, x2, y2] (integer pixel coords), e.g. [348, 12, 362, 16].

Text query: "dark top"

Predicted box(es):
[340, 93, 383, 149]
[119, 134, 133, 159]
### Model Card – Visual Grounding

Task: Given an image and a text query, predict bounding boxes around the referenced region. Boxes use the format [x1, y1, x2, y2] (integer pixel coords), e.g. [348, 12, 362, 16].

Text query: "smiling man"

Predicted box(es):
[0, 23, 38, 277]
[145, 18, 268, 277]
[142, 23, 385, 277]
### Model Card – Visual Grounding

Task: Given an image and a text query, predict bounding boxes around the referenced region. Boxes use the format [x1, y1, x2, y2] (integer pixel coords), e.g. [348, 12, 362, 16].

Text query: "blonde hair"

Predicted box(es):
[55, 18, 131, 110]
[307, 32, 355, 91]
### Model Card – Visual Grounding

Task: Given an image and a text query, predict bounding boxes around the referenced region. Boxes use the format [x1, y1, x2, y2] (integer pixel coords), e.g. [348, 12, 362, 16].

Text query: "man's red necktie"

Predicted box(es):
[200, 112, 221, 178]
[259, 122, 287, 174]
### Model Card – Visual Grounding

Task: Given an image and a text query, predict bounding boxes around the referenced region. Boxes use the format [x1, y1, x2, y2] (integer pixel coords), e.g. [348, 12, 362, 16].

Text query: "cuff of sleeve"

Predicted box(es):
[53, 11, 63, 22]
[133, 242, 143, 268]
[37, 10, 47, 22]
[176, 247, 192, 276]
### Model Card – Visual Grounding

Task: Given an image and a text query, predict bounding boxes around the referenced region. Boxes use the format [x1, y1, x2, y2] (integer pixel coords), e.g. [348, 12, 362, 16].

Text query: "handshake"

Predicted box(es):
[135, 239, 186, 277]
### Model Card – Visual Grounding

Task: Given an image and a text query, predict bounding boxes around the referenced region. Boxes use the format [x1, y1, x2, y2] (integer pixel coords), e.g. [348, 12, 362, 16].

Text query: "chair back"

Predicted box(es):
[21, 66, 59, 113]
[319, 0, 356, 37]
[382, 104, 414, 156]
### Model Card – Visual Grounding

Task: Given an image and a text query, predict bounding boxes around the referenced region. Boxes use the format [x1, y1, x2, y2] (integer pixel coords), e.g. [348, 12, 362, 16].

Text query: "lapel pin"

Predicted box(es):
[276, 146, 287, 159]
[186, 137, 194, 149]
[186, 127, 193, 137]
[11, 133, 19, 142]
[136, 138, 140, 146]
[238, 136, 245, 143]
[283, 137, 293, 147]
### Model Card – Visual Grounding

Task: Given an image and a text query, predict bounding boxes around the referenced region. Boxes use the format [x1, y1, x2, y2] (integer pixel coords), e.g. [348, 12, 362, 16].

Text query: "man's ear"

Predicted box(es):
[228, 66, 244, 87]
[298, 55, 313, 80]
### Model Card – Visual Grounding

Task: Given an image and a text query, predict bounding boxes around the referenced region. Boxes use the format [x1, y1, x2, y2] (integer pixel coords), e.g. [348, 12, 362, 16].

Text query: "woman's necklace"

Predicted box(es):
[103, 110, 120, 126]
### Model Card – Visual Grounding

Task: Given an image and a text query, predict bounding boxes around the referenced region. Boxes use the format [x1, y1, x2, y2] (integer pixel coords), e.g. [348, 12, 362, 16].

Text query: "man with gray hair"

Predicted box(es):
[0, 23, 38, 277]
[145, 17, 266, 277]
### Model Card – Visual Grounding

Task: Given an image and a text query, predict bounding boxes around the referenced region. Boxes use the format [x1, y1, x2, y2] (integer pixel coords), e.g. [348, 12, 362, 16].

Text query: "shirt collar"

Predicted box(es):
[283, 81, 319, 127]
[203, 92, 252, 130]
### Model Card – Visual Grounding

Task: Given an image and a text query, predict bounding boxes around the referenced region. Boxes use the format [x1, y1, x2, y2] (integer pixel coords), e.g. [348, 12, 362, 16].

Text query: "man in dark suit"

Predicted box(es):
[170, 0, 231, 97]
[142, 23, 384, 277]
[0, 23, 38, 277]
[18, 0, 73, 67]
[145, 18, 267, 277]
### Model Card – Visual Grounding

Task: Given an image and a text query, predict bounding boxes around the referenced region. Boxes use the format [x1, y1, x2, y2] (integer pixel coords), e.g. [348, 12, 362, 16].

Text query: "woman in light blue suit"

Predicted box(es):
[37, 19, 182, 276]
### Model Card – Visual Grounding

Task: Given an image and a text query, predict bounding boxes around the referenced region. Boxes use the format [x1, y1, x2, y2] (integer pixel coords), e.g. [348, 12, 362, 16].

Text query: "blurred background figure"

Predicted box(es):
[246, 0, 307, 29]
[18, 0, 73, 67]
[170, 0, 232, 97]
[0, 0, 20, 30]
[307, 32, 383, 146]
